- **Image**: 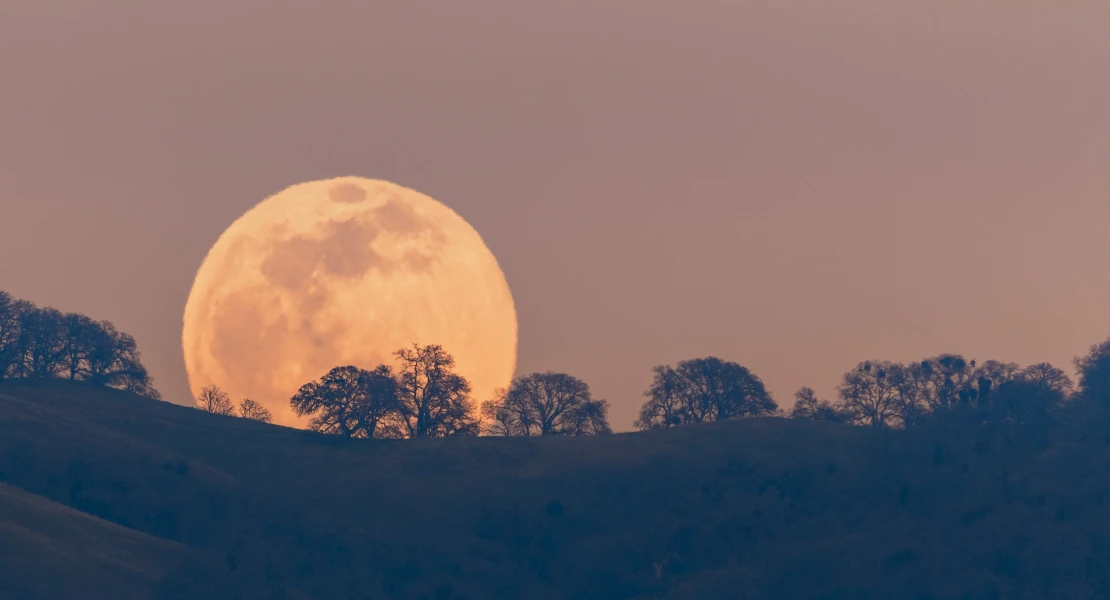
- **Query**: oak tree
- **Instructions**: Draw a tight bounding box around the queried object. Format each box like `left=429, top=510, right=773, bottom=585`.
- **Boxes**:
left=636, top=357, right=776, bottom=430
left=482, top=371, right=612, bottom=436
left=394, top=344, right=479, bottom=437
left=290, top=365, right=400, bottom=438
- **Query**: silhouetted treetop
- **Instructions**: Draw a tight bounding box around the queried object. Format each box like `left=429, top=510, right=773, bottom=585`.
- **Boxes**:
left=290, top=365, right=399, bottom=438
left=0, top=289, right=160, bottom=399
left=1076, top=335, right=1110, bottom=403
left=837, top=360, right=900, bottom=428
left=980, top=378, right=1066, bottom=431
left=197, top=385, right=236, bottom=416
left=394, top=344, right=479, bottom=438
left=1019, top=362, right=1074, bottom=395
left=0, top=291, right=26, bottom=378
left=790, top=387, right=850, bottom=423
left=481, top=371, right=612, bottom=436
left=636, top=357, right=776, bottom=430
left=289, top=345, right=479, bottom=440
left=239, top=398, right=274, bottom=423
left=820, top=352, right=1075, bottom=431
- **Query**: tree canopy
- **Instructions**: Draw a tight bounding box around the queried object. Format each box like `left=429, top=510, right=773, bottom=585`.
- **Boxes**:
left=636, top=357, right=777, bottom=430
left=0, top=290, right=160, bottom=398
left=394, top=344, right=479, bottom=438
left=789, top=387, right=849, bottom=423
left=481, top=371, right=612, bottom=436
left=1075, top=335, right=1110, bottom=402
left=289, top=345, right=479, bottom=439
left=814, top=353, right=1076, bottom=430
left=290, top=365, right=399, bottom=438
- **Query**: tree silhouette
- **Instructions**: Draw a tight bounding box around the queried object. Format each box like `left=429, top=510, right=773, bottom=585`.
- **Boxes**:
left=60, top=313, right=93, bottom=380
left=1018, top=362, right=1074, bottom=396
left=481, top=388, right=516, bottom=436
left=81, top=321, right=158, bottom=397
left=830, top=353, right=1075, bottom=430
left=916, top=354, right=975, bottom=412
left=964, top=360, right=1022, bottom=408
left=84, top=322, right=133, bottom=384
left=19, top=306, right=66, bottom=378
left=394, top=345, right=479, bottom=437
left=790, top=387, right=849, bottom=423
left=481, top=371, right=612, bottom=436
left=0, top=290, right=161, bottom=398
left=635, top=357, right=776, bottom=430
left=197, top=385, right=236, bottom=416
left=290, top=365, right=400, bottom=438
left=635, top=366, right=684, bottom=428
left=121, top=371, right=163, bottom=401
left=239, top=398, right=273, bottom=423
left=975, top=360, right=1022, bottom=388
left=1075, top=335, right=1110, bottom=402
left=837, top=361, right=899, bottom=427
left=886, top=363, right=931, bottom=428
left=981, top=379, right=1066, bottom=432
left=0, top=292, right=30, bottom=378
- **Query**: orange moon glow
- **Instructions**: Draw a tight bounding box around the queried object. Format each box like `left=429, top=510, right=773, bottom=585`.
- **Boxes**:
left=182, top=177, right=518, bottom=427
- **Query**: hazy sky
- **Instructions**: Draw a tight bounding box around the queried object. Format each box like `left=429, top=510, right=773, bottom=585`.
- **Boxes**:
left=2, top=1, right=1109, bottom=429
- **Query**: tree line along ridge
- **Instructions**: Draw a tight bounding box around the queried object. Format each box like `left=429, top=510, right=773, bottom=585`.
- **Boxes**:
left=7, top=287, right=1110, bottom=438
left=0, top=290, right=160, bottom=398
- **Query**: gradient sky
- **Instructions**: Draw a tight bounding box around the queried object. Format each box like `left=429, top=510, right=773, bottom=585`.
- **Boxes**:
left=2, top=1, right=1109, bottom=430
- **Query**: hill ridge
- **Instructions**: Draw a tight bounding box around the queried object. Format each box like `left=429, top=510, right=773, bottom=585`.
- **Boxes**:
left=2, top=380, right=1109, bottom=599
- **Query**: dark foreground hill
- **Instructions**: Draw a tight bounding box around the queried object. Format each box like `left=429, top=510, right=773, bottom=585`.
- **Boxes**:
left=0, top=482, right=193, bottom=598
left=2, top=381, right=1110, bottom=599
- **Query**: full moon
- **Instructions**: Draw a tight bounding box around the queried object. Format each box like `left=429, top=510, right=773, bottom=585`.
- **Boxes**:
left=182, top=177, right=518, bottom=427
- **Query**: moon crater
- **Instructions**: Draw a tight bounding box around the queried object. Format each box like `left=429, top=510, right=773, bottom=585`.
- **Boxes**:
left=329, top=182, right=368, bottom=204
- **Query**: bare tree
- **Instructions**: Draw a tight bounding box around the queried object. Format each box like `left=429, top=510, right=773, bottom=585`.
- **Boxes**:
left=837, top=361, right=899, bottom=427
left=887, top=364, right=928, bottom=428
left=239, top=398, right=274, bottom=423
left=1019, top=362, right=1074, bottom=396
left=481, top=372, right=612, bottom=436
left=394, top=344, right=479, bottom=437
left=790, top=387, right=849, bottom=423
left=562, top=395, right=612, bottom=436
left=197, top=384, right=236, bottom=416
left=636, top=357, right=776, bottom=430
left=290, top=365, right=400, bottom=438
left=481, top=388, right=516, bottom=436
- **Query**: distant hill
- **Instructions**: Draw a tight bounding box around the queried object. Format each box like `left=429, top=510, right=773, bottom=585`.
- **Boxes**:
left=2, top=380, right=1110, bottom=599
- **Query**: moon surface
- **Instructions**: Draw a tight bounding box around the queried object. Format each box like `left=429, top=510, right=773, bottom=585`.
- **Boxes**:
left=182, top=177, right=518, bottom=427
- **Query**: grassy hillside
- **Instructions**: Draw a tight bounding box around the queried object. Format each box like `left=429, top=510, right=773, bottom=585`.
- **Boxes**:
left=2, top=380, right=1110, bottom=599
left=0, top=483, right=192, bottom=599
